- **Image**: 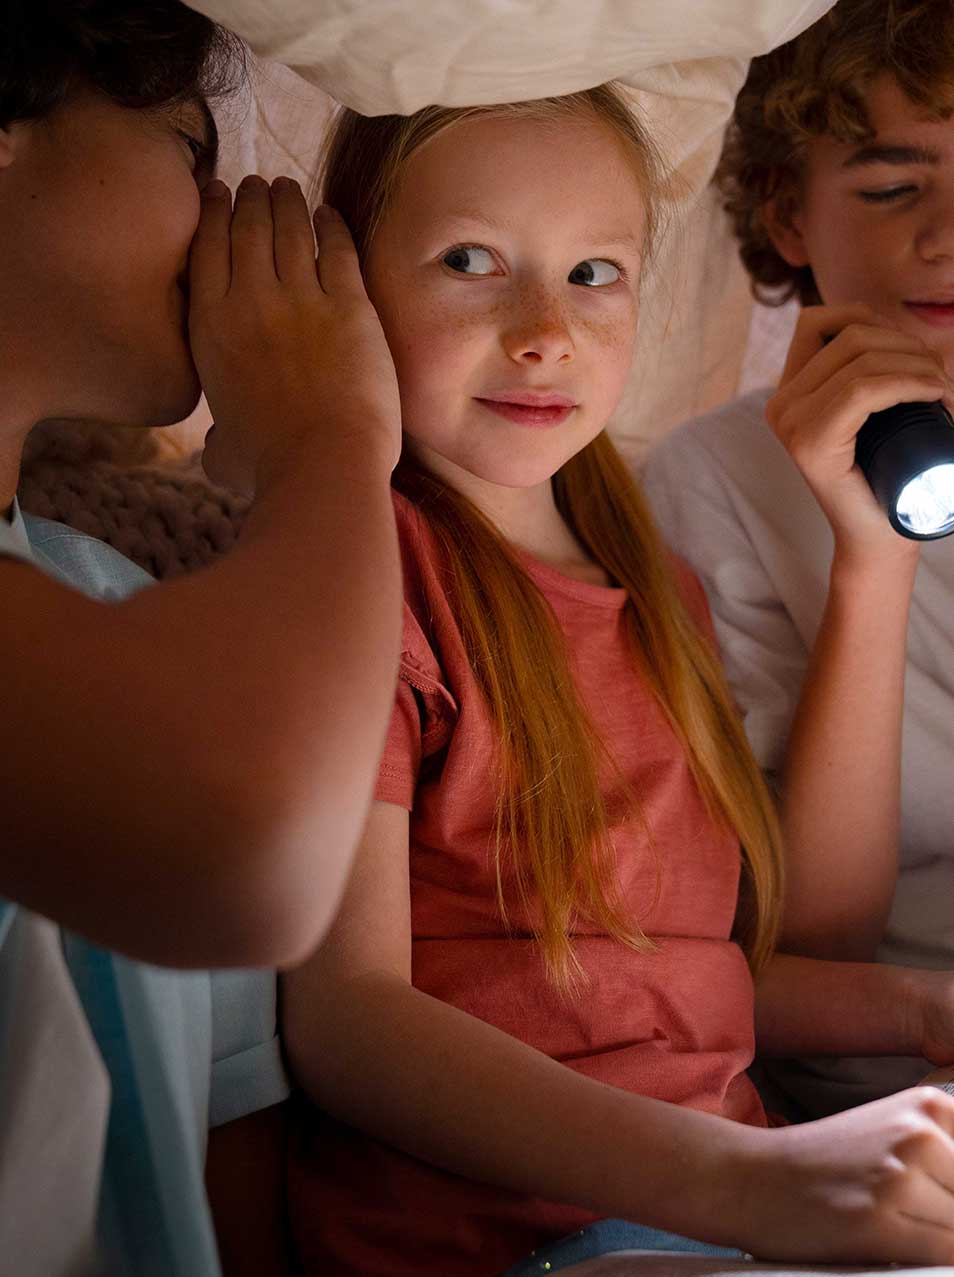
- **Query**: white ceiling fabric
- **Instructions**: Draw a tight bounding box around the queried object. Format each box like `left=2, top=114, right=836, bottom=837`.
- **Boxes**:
left=176, top=1, right=828, bottom=462
left=186, top=0, right=835, bottom=117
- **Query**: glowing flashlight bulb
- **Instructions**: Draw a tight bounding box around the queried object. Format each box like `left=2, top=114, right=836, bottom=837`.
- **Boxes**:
left=895, top=463, right=954, bottom=536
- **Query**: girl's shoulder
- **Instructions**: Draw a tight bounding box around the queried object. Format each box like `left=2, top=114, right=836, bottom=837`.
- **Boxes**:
left=389, top=488, right=463, bottom=708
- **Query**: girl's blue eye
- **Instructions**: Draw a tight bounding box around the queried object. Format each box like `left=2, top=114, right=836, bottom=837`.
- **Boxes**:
left=442, top=246, right=497, bottom=275
left=569, top=259, right=622, bottom=286
left=859, top=185, right=918, bottom=204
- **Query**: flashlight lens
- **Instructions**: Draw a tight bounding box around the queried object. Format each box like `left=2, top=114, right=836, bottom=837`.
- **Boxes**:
left=895, top=463, right=954, bottom=535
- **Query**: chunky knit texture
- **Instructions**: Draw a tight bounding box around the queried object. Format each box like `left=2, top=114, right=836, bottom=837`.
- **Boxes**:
left=18, top=420, right=248, bottom=579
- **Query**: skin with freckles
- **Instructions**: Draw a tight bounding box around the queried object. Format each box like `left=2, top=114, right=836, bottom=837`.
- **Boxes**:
left=766, top=73, right=954, bottom=375
left=362, top=113, right=646, bottom=556
left=0, top=86, right=216, bottom=476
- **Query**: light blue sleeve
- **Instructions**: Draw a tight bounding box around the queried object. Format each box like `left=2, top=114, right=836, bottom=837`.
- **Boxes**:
left=23, top=514, right=153, bottom=600
left=208, top=969, right=290, bottom=1128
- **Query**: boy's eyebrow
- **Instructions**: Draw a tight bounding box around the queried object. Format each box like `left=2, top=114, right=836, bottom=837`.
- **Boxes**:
left=841, top=144, right=941, bottom=170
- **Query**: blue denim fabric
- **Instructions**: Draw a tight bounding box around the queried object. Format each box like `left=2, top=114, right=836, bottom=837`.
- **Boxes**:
left=500, top=1219, right=744, bottom=1275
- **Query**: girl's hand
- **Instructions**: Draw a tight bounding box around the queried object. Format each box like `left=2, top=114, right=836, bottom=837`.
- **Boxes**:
left=766, top=303, right=954, bottom=569
left=911, top=971, right=954, bottom=1067
left=735, top=1088, right=954, bottom=1265
left=188, top=175, right=402, bottom=495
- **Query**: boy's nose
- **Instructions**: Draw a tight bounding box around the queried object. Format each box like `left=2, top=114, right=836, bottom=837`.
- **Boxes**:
left=918, top=203, right=954, bottom=263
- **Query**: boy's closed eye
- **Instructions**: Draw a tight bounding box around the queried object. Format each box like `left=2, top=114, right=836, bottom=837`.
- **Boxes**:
left=173, top=97, right=219, bottom=184
left=857, top=184, right=920, bottom=203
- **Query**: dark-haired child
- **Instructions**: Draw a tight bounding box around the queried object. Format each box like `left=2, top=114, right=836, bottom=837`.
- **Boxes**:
left=0, top=3, right=402, bottom=1272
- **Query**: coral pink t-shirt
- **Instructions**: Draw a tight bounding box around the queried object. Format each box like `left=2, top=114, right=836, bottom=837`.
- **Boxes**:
left=289, top=491, right=767, bottom=1277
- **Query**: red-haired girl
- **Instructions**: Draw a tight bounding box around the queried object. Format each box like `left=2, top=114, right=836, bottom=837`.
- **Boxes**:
left=281, top=86, right=954, bottom=1276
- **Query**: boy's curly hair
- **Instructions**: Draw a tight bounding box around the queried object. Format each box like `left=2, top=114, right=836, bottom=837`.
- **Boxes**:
left=718, top=0, right=954, bottom=306
left=0, top=0, right=244, bottom=127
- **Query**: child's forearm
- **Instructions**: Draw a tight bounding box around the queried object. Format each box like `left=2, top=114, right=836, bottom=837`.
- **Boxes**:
left=2, top=434, right=401, bottom=968
left=284, top=969, right=761, bottom=1248
left=779, top=550, right=917, bottom=960
left=754, top=953, right=924, bottom=1058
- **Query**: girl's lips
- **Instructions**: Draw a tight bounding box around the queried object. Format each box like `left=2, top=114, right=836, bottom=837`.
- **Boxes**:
left=904, top=301, right=954, bottom=328
left=475, top=398, right=576, bottom=428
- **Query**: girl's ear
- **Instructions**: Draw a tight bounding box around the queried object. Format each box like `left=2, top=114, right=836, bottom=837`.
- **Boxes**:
left=761, top=194, right=810, bottom=268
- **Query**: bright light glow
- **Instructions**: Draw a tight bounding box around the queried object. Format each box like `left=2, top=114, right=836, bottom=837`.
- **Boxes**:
left=896, top=464, right=954, bottom=535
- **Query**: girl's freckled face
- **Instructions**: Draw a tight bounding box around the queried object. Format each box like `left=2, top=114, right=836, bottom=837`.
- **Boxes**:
left=362, top=113, right=647, bottom=490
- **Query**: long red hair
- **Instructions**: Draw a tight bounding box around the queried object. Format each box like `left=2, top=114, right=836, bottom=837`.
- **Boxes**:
left=319, top=87, right=784, bottom=987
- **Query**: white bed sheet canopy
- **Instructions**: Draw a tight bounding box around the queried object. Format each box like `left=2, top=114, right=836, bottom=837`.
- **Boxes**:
left=181, top=0, right=832, bottom=462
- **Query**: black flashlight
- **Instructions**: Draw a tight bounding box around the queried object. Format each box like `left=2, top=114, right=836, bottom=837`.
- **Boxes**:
left=855, top=399, right=954, bottom=540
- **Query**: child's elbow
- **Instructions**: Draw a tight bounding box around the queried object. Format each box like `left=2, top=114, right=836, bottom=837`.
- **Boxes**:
left=195, top=781, right=359, bottom=969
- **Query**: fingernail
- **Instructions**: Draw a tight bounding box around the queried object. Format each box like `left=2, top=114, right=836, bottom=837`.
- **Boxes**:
left=314, top=204, right=332, bottom=218
left=272, top=175, right=297, bottom=191
left=203, top=179, right=228, bottom=198
left=238, top=174, right=267, bottom=190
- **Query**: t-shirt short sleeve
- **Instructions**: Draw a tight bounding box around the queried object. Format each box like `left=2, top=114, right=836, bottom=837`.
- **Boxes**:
left=374, top=602, right=458, bottom=811
left=208, top=970, right=290, bottom=1128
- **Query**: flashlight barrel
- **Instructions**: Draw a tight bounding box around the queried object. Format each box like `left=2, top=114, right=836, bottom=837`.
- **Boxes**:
left=855, top=400, right=954, bottom=539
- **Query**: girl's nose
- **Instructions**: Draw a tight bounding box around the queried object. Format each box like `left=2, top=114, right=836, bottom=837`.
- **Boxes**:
left=501, top=301, right=575, bottom=366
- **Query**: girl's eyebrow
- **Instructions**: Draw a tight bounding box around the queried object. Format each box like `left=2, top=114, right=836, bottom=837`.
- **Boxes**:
left=437, top=208, right=641, bottom=253
left=841, top=144, right=941, bottom=170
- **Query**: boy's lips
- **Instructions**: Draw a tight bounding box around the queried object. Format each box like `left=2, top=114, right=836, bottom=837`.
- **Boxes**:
left=904, top=299, right=954, bottom=328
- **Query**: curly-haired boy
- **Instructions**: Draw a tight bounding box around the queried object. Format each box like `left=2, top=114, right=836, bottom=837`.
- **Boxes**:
left=646, top=0, right=954, bottom=1119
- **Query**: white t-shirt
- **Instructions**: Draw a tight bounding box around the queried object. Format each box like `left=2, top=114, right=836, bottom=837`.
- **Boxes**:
left=0, top=505, right=288, bottom=1275
left=643, top=389, right=954, bottom=1114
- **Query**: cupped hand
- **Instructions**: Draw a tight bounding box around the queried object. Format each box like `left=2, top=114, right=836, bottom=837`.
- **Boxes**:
left=188, top=175, right=402, bottom=496
left=766, top=303, right=954, bottom=567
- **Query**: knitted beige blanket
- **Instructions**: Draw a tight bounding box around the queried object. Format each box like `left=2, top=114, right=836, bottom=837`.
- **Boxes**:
left=18, top=421, right=248, bottom=579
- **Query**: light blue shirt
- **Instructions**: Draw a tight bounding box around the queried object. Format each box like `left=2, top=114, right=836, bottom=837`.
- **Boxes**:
left=0, top=503, right=288, bottom=1276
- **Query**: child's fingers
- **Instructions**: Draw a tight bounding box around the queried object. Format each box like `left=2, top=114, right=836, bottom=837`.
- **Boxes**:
left=771, top=333, right=953, bottom=447
left=230, top=175, right=278, bottom=285
left=807, top=349, right=947, bottom=426
left=778, top=367, right=952, bottom=457
left=897, top=1171, right=954, bottom=1245
left=270, top=178, right=318, bottom=287
left=314, top=206, right=366, bottom=298
left=189, top=180, right=232, bottom=304
left=782, top=324, right=940, bottom=405
left=781, top=303, right=897, bottom=386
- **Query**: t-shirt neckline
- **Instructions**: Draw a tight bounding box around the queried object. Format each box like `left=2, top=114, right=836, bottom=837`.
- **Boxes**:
left=517, top=549, right=628, bottom=609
